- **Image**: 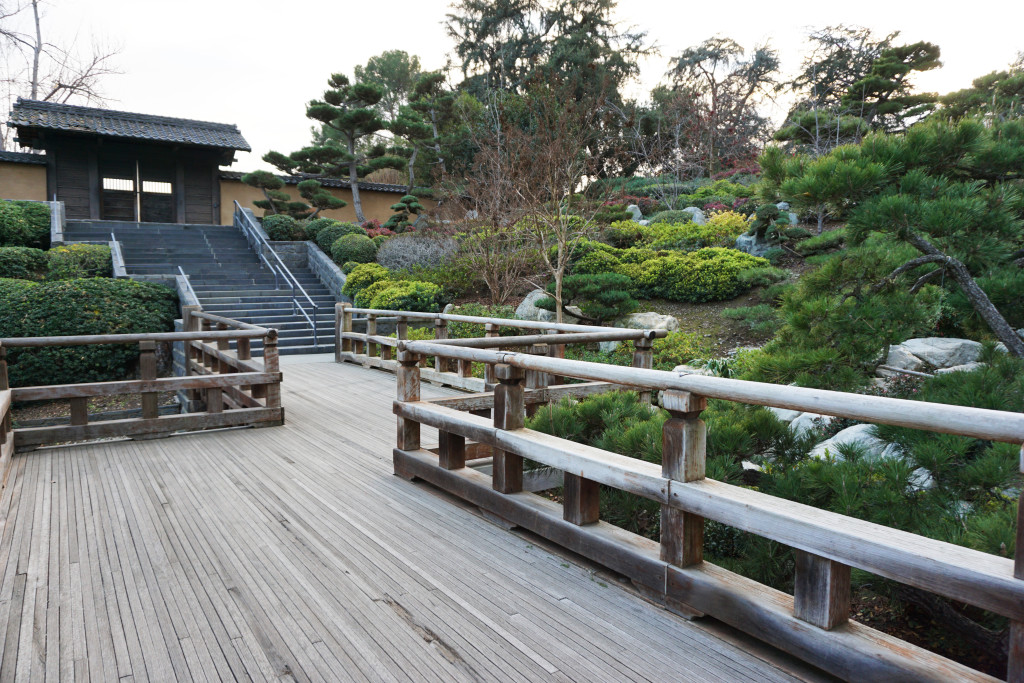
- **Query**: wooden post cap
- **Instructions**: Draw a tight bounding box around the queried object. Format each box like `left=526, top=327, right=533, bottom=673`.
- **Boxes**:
left=661, top=390, right=707, bottom=415
left=494, top=363, right=526, bottom=382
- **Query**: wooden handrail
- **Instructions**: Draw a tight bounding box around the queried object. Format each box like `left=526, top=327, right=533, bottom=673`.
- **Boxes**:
left=1, top=329, right=270, bottom=347
left=190, top=310, right=268, bottom=331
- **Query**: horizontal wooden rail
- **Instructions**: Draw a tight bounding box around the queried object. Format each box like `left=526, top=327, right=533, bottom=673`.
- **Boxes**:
left=343, top=305, right=652, bottom=334
left=402, top=341, right=1024, bottom=444
left=406, top=329, right=664, bottom=348
left=190, top=311, right=268, bottom=331
left=11, top=372, right=279, bottom=402
left=1, top=329, right=268, bottom=347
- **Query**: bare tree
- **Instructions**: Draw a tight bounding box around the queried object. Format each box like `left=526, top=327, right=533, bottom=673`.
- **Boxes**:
left=0, top=0, right=121, bottom=149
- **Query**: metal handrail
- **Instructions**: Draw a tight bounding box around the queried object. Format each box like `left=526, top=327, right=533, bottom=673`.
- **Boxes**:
left=233, top=201, right=320, bottom=346
left=177, top=266, right=199, bottom=304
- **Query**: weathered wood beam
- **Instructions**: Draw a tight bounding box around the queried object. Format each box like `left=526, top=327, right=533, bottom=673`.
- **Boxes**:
left=12, top=372, right=278, bottom=401
left=492, top=363, right=525, bottom=494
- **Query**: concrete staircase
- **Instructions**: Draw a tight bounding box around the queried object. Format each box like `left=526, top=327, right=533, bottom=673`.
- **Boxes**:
left=64, top=220, right=337, bottom=355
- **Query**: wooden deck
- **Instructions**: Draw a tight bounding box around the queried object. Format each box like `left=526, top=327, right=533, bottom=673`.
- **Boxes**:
left=0, top=357, right=818, bottom=682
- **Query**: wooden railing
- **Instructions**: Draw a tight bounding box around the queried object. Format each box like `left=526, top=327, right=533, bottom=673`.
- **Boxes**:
left=335, top=303, right=667, bottom=393
left=392, top=340, right=1024, bottom=682
left=0, top=318, right=283, bottom=455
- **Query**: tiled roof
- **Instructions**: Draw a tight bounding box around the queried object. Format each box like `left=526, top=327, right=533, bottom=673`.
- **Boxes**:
left=219, top=170, right=408, bottom=193
left=8, top=99, right=250, bottom=151
left=0, top=150, right=46, bottom=165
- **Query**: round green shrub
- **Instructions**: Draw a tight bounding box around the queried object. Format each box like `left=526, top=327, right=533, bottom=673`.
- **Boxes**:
left=342, top=263, right=390, bottom=297
left=263, top=214, right=304, bottom=241
left=331, top=234, right=377, bottom=265
left=13, top=201, right=50, bottom=248
left=0, top=279, right=178, bottom=387
left=303, top=217, right=339, bottom=241
left=316, top=222, right=364, bottom=253
left=46, top=244, right=112, bottom=279
left=372, top=234, right=391, bottom=249
left=0, top=201, right=29, bottom=247
left=573, top=249, right=623, bottom=275
left=369, top=280, right=444, bottom=312
left=649, top=210, right=698, bottom=225
left=604, top=220, right=645, bottom=248
left=354, top=279, right=397, bottom=308
left=341, top=261, right=359, bottom=274
left=0, top=247, right=47, bottom=280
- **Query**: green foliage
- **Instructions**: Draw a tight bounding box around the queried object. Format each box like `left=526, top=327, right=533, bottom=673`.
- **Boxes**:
left=736, top=266, right=788, bottom=289
left=262, top=214, right=305, bottom=241
left=603, top=220, right=645, bottom=248
left=566, top=331, right=710, bottom=370
left=398, top=258, right=487, bottom=300
left=445, top=302, right=519, bottom=338
left=297, top=179, right=347, bottom=217
left=331, top=234, right=377, bottom=265
left=648, top=209, right=696, bottom=225
left=722, top=304, right=782, bottom=335
left=640, top=211, right=749, bottom=251
left=354, top=279, right=396, bottom=308
left=242, top=171, right=310, bottom=218
left=537, top=273, right=637, bottom=324
left=383, top=194, right=425, bottom=232
left=46, top=244, right=112, bottom=279
left=0, top=279, right=177, bottom=387
left=316, top=223, right=365, bottom=253
left=341, top=263, right=390, bottom=297
left=0, top=200, right=50, bottom=249
left=842, top=41, right=942, bottom=131
left=747, top=203, right=790, bottom=240
left=594, top=204, right=632, bottom=224
left=794, top=229, right=846, bottom=255
left=0, top=247, right=46, bottom=280
left=304, top=217, right=340, bottom=242
left=368, top=280, right=445, bottom=312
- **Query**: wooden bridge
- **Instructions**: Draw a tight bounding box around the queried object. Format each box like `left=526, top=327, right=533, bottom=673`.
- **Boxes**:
left=1, top=306, right=1023, bottom=681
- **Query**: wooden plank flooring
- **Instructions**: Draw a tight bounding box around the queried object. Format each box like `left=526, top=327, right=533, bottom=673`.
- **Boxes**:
left=0, top=358, right=812, bottom=682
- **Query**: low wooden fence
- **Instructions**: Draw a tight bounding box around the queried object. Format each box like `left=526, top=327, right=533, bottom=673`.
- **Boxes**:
left=335, top=303, right=667, bottom=392
left=0, top=316, right=283, bottom=457
left=392, top=339, right=1024, bottom=682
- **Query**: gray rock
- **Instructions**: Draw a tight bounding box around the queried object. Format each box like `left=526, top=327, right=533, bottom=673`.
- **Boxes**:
left=735, top=233, right=773, bottom=258
left=935, top=361, right=987, bottom=374
left=617, top=311, right=679, bottom=332
left=599, top=341, right=621, bottom=353
left=810, top=423, right=902, bottom=461
left=994, top=328, right=1024, bottom=354
left=681, top=206, right=706, bottom=225
left=776, top=202, right=790, bottom=211
left=877, top=345, right=925, bottom=377
left=898, top=337, right=982, bottom=368
left=789, top=412, right=834, bottom=438
left=671, top=364, right=714, bottom=376
left=768, top=407, right=802, bottom=423
left=465, top=209, right=479, bottom=220
left=625, top=204, right=643, bottom=221
left=787, top=212, right=799, bottom=226
left=637, top=219, right=650, bottom=227
left=442, top=303, right=455, bottom=315
left=515, top=289, right=551, bottom=322
left=412, top=214, right=429, bottom=229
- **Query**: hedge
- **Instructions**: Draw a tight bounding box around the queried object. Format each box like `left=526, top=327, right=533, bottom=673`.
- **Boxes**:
left=46, top=244, right=112, bottom=279
left=0, top=278, right=178, bottom=387
left=304, top=217, right=339, bottom=242
left=330, top=234, right=377, bottom=265
left=263, top=214, right=304, bottom=241
left=368, top=280, right=445, bottom=312
left=0, top=247, right=47, bottom=280
left=341, top=263, right=389, bottom=298
left=0, top=200, right=50, bottom=249
left=316, top=223, right=364, bottom=252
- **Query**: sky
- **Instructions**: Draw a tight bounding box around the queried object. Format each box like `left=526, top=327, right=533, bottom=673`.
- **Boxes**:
left=5, top=0, right=1023, bottom=171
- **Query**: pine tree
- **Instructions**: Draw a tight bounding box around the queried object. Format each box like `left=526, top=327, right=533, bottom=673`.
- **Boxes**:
left=241, top=170, right=310, bottom=218
left=389, top=105, right=433, bottom=193
left=264, top=74, right=405, bottom=222
left=842, top=41, right=942, bottom=131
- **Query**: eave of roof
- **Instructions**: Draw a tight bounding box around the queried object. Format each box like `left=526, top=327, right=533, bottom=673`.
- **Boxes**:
left=7, top=98, right=250, bottom=152
left=0, top=150, right=46, bottom=165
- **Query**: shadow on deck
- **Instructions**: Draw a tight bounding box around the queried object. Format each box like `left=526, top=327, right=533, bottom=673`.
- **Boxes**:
left=0, top=358, right=823, bottom=682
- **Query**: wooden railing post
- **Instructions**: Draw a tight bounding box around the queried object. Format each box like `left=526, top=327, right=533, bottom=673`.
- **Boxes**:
left=367, top=314, right=378, bottom=358
left=493, top=363, right=525, bottom=494
left=434, top=318, right=449, bottom=373
left=484, top=323, right=499, bottom=387
left=396, top=350, right=421, bottom=452
left=396, top=316, right=408, bottom=340
left=547, top=331, right=566, bottom=386
left=564, top=473, right=599, bottom=525
left=1010, top=445, right=1024, bottom=683
left=525, top=343, right=549, bottom=417
left=139, top=340, right=158, bottom=419
left=262, top=330, right=281, bottom=410
left=633, top=337, right=654, bottom=405
left=338, top=303, right=352, bottom=359
left=660, top=390, right=707, bottom=568
left=236, top=336, right=251, bottom=361
left=0, top=343, right=10, bottom=435
left=216, top=322, right=229, bottom=352
left=793, top=550, right=851, bottom=630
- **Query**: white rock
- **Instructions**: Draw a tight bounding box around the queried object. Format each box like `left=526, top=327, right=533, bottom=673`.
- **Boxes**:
left=776, top=202, right=790, bottom=211
left=898, top=337, right=982, bottom=369
left=994, top=329, right=1024, bottom=354
left=672, top=364, right=714, bottom=376
left=871, top=378, right=888, bottom=388
left=617, top=311, right=679, bottom=332
left=681, top=206, right=706, bottom=225
left=442, top=303, right=455, bottom=315
left=935, top=361, right=987, bottom=374
left=877, top=345, right=925, bottom=377
left=637, top=219, right=650, bottom=227
left=788, top=212, right=799, bottom=226
left=909, top=468, right=935, bottom=490
left=789, top=412, right=834, bottom=438
left=768, top=407, right=802, bottom=423
left=599, top=341, right=621, bottom=353
left=735, top=233, right=773, bottom=257
left=810, top=423, right=901, bottom=462
left=625, top=204, right=643, bottom=221
left=741, top=461, right=763, bottom=472
left=514, top=289, right=579, bottom=323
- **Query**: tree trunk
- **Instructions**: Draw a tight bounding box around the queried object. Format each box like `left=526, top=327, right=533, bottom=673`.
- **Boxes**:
left=816, top=210, right=825, bottom=235
left=406, top=146, right=418, bottom=195
left=430, top=109, right=446, bottom=175
left=907, top=234, right=1024, bottom=358
left=347, top=139, right=364, bottom=223
left=30, top=0, right=41, bottom=100
left=554, top=274, right=564, bottom=325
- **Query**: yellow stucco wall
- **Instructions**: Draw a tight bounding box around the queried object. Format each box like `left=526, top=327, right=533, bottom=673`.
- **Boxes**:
left=0, top=162, right=47, bottom=201
left=219, top=178, right=433, bottom=225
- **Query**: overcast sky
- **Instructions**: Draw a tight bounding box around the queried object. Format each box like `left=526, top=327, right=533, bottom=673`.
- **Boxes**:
left=7, top=0, right=1023, bottom=170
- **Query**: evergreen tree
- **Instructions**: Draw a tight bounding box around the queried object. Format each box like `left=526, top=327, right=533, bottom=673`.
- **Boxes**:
left=409, top=71, right=456, bottom=179
left=241, top=170, right=310, bottom=218
left=940, top=58, right=1024, bottom=121
left=383, top=194, right=425, bottom=233
left=790, top=25, right=897, bottom=110
left=264, top=74, right=405, bottom=223
left=389, top=105, right=433, bottom=193
left=353, top=50, right=422, bottom=121
left=842, top=41, right=942, bottom=131
left=296, top=179, right=347, bottom=219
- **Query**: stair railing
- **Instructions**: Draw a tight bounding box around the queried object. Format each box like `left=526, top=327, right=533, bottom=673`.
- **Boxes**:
left=233, top=201, right=320, bottom=347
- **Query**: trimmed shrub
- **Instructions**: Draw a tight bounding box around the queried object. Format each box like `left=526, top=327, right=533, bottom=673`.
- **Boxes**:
left=603, top=220, right=645, bottom=248
left=795, top=229, right=845, bottom=255
left=648, top=209, right=696, bottom=225
left=642, top=213, right=748, bottom=251
left=628, top=248, right=771, bottom=302
left=354, top=279, right=396, bottom=308
left=371, top=234, right=392, bottom=249
left=538, top=273, right=637, bottom=324
left=316, top=222, right=364, bottom=252
left=341, top=263, right=390, bottom=298
left=0, top=247, right=47, bottom=280
left=331, top=234, right=377, bottom=265
left=263, top=214, right=304, bottom=241
left=341, top=261, right=359, bottom=274
left=0, top=278, right=177, bottom=387
left=369, top=280, right=445, bottom=312
left=0, top=201, right=28, bottom=247
left=46, top=244, right=112, bottom=279
left=303, top=217, right=339, bottom=241
left=375, top=234, right=456, bottom=271
left=446, top=303, right=518, bottom=338
left=13, top=201, right=50, bottom=248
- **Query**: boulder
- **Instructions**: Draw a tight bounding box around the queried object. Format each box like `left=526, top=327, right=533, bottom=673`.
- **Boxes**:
left=735, top=233, right=773, bottom=258
left=625, top=204, right=643, bottom=221
left=671, top=364, right=714, bottom=376
left=787, top=212, right=799, bottom=226
left=994, top=329, right=1024, bottom=354
left=617, top=311, right=679, bottom=332
left=935, top=361, right=986, bottom=375
left=515, top=289, right=549, bottom=321
left=638, top=219, right=650, bottom=227
left=768, top=407, right=802, bottom=423
left=789, top=412, right=834, bottom=438
left=898, top=337, right=982, bottom=369
left=681, top=206, right=706, bottom=225
left=810, top=423, right=901, bottom=461
left=442, top=303, right=455, bottom=315
left=776, top=202, right=790, bottom=211
left=877, top=345, right=925, bottom=377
